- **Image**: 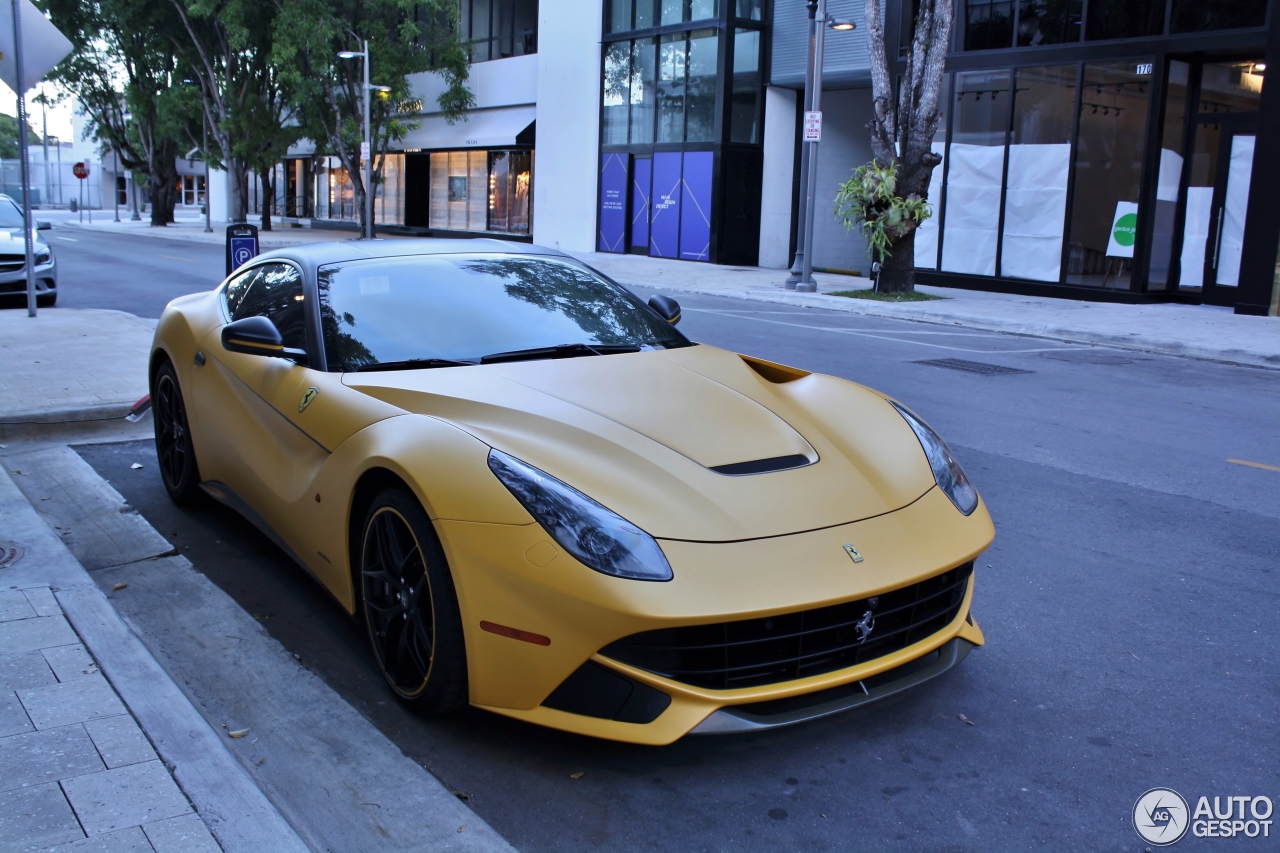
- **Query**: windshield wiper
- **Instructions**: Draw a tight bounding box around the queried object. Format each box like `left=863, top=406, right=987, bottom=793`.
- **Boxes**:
left=479, top=342, right=642, bottom=365
left=352, top=357, right=477, bottom=372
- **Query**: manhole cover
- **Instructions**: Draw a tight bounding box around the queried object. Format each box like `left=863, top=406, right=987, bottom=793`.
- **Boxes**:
left=1041, top=350, right=1134, bottom=365
left=914, top=358, right=1033, bottom=376
left=0, top=540, right=26, bottom=569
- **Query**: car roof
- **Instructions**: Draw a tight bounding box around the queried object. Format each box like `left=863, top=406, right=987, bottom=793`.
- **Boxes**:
left=249, top=238, right=570, bottom=277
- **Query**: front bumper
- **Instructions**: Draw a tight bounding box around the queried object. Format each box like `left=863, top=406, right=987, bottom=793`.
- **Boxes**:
left=438, top=486, right=994, bottom=745
left=0, top=260, right=57, bottom=295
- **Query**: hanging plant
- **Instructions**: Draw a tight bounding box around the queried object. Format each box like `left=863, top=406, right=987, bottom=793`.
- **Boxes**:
left=834, top=160, right=933, bottom=268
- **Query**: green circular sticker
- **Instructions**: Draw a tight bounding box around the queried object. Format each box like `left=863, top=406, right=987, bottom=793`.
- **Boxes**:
left=1113, top=212, right=1138, bottom=247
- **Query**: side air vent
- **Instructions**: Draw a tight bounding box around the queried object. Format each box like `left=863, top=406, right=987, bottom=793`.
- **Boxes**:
left=740, top=354, right=810, bottom=384
left=710, top=454, right=813, bottom=476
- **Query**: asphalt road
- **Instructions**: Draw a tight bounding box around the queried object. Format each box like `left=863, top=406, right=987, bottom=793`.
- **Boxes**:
left=14, top=220, right=229, bottom=317
left=65, top=271, right=1280, bottom=852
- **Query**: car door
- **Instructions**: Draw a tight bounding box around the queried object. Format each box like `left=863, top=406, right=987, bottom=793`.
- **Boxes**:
left=193, top=261, right=328, bottom=529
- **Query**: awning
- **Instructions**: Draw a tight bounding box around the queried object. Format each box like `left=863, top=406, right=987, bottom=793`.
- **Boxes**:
left=398, top=105, right=536, bottom=151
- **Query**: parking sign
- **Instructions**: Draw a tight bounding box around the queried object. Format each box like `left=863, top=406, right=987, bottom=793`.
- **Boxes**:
left=225, top=224, right=260, bottom=275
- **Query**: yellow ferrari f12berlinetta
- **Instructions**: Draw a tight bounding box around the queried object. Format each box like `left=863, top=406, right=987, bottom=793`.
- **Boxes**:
left=149, top=240, right=993, bottom=745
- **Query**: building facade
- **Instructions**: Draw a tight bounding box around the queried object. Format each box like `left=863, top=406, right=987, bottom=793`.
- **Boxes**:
left=277, top=0, right=1280, bottom=316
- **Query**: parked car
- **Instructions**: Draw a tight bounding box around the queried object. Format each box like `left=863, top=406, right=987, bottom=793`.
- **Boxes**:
left=148, top=239, right=993, bottom=744
left=0, top=195, right=56, bottom=306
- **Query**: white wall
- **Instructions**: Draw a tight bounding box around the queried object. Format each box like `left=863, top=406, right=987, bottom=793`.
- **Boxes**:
left=410, top=54, right=538, bottom=112
left=759, top=86, right=798, bottom=268
left=531, top=1, right=602, bottom=252
left=810, top=87, right=875, bottom=274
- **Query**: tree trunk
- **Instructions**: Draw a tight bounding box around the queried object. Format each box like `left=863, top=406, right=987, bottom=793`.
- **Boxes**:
left=260, top=170, right=273, bottom=231
left=878, top=229, right=917, bottom=293
left=227, top=158, right=249, bottom=223
left=149, top=150, right=180, bottom=227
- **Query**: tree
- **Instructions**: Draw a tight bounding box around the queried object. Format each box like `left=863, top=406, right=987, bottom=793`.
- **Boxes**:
left=43, top=0, right=195, bottom=225
left=861, top=0, right=954, bottom=292
left=273, top=0, right=472, bottom=236
left=0, top=113, right=43, bottom=159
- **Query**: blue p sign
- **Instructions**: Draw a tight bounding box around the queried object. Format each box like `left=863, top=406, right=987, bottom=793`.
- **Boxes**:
left=225, top=224, right=260, bottom=276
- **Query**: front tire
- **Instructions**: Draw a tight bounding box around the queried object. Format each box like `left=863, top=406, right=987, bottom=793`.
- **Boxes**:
left=359, top=489, right=468, bottom=713
left=152, top=360, right=201, bottom=505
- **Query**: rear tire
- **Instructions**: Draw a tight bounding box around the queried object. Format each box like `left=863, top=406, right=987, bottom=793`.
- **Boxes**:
left=359, top=488, right=468, bottom=713
left=152, top=360, right=201, bottom=505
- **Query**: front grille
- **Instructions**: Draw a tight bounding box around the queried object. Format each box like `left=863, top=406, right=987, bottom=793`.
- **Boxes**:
left=601, top=563, right=973, bottom=690
left=0, top=260, right=24, bottom=273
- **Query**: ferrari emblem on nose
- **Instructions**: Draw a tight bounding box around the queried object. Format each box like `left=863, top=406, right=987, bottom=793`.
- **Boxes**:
left=843, top=544, right=864, bottom=563
left=299, top=386, right=319, bottom=413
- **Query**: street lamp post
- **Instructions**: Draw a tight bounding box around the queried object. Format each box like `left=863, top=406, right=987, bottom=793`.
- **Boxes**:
left=796, top=5, right=855, bottom=293
left=112, top=150, right=119, bottom=222
left=338, top=41, right=390, bottom=241
left=785, top=1, right=819, bottom=290
left=203, top=114, right=212, bottom=232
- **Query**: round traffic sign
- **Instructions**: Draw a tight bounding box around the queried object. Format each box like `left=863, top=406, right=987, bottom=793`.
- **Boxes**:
left=73, top=162, right=91, bottom=180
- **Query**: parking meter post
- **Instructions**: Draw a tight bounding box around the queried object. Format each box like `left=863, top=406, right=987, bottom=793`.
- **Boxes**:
left=225, top=223, right=260, bottom=277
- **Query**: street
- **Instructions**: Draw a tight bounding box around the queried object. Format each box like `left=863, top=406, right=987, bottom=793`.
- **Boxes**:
left=26, top=229, right=1279, bottom=851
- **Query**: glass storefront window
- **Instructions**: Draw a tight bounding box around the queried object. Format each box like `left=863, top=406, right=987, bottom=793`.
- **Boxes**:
left=461, top=0, right=538, bottom=61
left=379, top=154, right=405, bottom=226
left=1085, top=0, right=1163, bottom=41
left=1000, top=65, right=1075, bottom=282
left=964, top=0, right=1014, bottom=51
left=603, top=42, right=631, bottom=145
left=941, top=71, right=1011, bottom=275
left=1065, top=63, right=1152, bottom=288
left=1199, top=62, right=1264, bottom=114
left=1017, top=0, right=1081, bottom=46
left=1149, top=61, right=1189, bottom=291
left=428, top=149, right=530, bottom=235
left=735, top=0, right=762, bottom=20
left=657, top=34, right=687, bottom=143
left=631, top=38, right=657, bottom=143
left=685, top=29, right=718, bottom=142
left=1171, top=0, right=1265, bottom=34
left=729, top=29, right=761, bottom=143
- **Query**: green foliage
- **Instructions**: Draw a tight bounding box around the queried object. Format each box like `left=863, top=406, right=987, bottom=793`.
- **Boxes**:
left=834, top=161, right=932, bottom=263
left=0, top=114, right=42, bottom=159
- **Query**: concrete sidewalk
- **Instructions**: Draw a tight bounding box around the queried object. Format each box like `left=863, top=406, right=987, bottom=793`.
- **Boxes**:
left=55, top=214, right=389, bottom=250
left=0, top=465, right=310, bottom=852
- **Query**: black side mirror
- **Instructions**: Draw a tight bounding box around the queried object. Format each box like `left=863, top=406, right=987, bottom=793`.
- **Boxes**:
left=221, top=315, right=307, bottom=365
left=648, top=295, right=681, bottom=325
left=36, top=220, right=51, bottom=231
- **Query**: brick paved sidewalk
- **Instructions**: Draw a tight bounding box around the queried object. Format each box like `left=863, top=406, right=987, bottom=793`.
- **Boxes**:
left=0, top=585, right=220, bottom=852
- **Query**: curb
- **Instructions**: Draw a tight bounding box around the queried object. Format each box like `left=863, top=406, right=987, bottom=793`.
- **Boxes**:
left=56, top=219, right=363, bottom=250
left=0, top=464, right=310, bottom=852
left=0, top=403, right=142, bottom=443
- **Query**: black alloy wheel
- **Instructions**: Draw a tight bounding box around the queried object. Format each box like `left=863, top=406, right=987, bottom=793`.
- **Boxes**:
left=360, top=489, right=467, bottom=713
left=152, top=360, right=201, bottom=504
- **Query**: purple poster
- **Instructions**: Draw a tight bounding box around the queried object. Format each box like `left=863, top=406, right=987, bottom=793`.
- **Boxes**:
left=649, top=152, right=683, bottom=259
left=631, top=158, right=651, bottom=252
left=597, top=154, right=628, bottom=252
left=679, top=151, right=713, bottom=262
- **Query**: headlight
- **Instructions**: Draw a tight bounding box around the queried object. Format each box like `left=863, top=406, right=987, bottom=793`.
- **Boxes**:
left=487, top=449, right=673, bottom=581
left=890, top=401, right=979, bottom=516
left=34, top=251, right=51, bottom=265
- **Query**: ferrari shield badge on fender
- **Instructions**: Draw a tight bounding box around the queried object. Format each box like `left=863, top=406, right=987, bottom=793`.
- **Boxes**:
left=299, top=386, right=319, bottom=413
left=843, top=544, right=864, bottom=563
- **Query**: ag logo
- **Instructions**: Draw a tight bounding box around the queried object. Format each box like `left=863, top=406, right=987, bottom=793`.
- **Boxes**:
left=843, top=544, right=864, bottom=563
left=1134, top=787, right=1190, bottom=846
left=298, top=386, right=319, bottom=413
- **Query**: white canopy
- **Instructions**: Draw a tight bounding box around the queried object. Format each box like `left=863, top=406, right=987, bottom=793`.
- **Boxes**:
left=398, top=105, right=536, bottom=151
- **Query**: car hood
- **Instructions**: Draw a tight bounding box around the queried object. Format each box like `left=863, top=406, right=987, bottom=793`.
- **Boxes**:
left=0, top=229, right=47, bottom=251
left=343, top=345, right=937, bottom=542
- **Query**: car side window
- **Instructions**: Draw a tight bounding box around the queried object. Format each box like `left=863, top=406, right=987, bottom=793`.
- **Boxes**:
left=223, top=268, right=259, bottom=318
left=228, top=263, right=307, bottom=351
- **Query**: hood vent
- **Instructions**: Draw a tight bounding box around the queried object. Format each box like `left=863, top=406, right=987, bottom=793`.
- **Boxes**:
left=710, top=454, right=813, bottom=476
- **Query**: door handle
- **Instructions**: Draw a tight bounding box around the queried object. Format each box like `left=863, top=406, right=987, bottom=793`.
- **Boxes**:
left=1211, top=206, right=1225, bottom=270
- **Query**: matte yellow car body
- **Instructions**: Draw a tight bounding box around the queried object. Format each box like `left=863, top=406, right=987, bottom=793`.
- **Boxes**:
left=151, top=269, right=993, bottom=745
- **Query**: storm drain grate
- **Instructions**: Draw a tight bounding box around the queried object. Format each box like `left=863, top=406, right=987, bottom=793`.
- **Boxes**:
left=0, top=540, right=27, bottom=569
left=914, top=358, right=1033, bottom=376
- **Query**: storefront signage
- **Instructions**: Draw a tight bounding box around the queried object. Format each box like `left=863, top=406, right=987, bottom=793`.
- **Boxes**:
left=650, top=153, right=683, bottom=259
left=804, top=111, right=823, bottom=142
left=1105, top=202, right=1140, bottom=258
left=597, top=153, right=628, bottom=253
left=679, top=152, right=712, bottom=262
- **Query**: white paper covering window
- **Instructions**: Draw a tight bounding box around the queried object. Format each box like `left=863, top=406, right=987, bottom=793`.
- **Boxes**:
left=913, top=144, right=945, bottom=270
left=1216, top=134, right=1255, bottom=288
left=1179, top=187, right=1214, bottom=289
left=940, top=143, right=1005, bottom=276
left=999, top=144, right=1071, bottom=282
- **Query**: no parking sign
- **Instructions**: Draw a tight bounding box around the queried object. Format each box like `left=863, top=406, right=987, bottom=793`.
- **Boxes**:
left=225, top=223, right=259, bottom=276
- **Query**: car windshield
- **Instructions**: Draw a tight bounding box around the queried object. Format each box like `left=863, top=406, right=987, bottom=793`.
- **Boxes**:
left=317, top=254, right=691, bottom=372
left=0, top=199, right=26, bottom=229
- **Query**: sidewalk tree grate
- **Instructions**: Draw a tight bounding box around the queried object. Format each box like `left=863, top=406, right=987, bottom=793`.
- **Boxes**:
left=914, top=359, right=1033, bottom=376
left=0, top=540, right=27, bottom=568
